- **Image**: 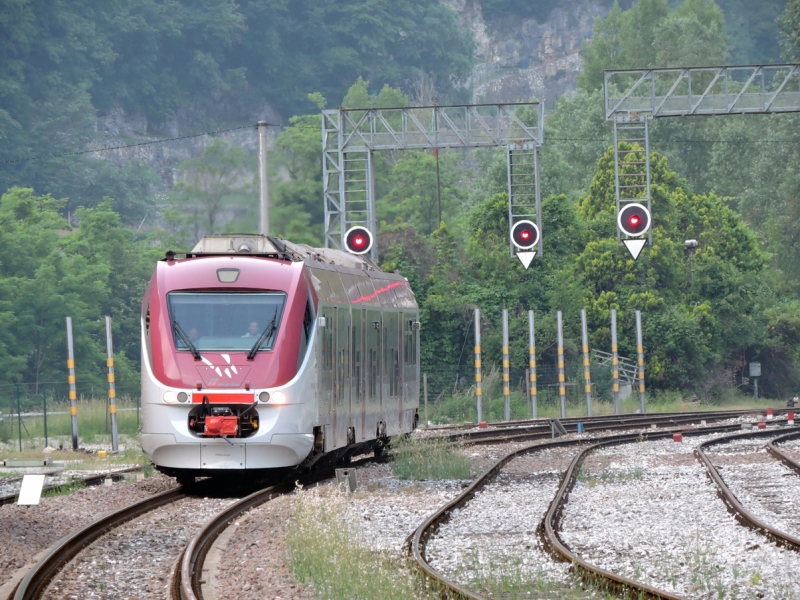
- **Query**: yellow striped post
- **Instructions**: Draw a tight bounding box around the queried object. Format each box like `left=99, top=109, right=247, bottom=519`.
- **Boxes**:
left=557, top=311, right=566, bottom=418
left=581, top=309, right=592, bottom=417
left=105, top=316, right=119, bottom=451
left=66, top=317, right=79, bottom=449
left=528, top=310, right=537, bottom=419
left=502, top=309, right=510, bottom=421
left=636, top=310, right=646, bottom=413
left=611, top=309, right=620, bottom=414
left=474, top=308, right=482, bottom=423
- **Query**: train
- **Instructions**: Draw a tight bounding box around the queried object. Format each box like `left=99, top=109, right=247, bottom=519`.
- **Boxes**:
left=140, top=234, right=420, bottom=483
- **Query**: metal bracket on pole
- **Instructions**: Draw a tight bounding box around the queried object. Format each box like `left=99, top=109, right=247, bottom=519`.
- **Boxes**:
left=613, top=114, right=652, bottom=246
left=322, top=103, right=543, bottom=256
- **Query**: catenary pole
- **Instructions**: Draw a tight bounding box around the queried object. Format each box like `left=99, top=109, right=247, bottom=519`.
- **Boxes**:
left=105, top=317, right=119, bottom=451
left=258, top=121, right=269, bottom=236
left=581, top=309, right=592, bottom=417
left=636, top=310, right=646, bottom=414
left=66, top=317, right=79, bottom=449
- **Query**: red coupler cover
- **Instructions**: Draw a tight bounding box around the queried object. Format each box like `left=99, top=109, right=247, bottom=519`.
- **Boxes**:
left=205, top=416, right=239, bottom=437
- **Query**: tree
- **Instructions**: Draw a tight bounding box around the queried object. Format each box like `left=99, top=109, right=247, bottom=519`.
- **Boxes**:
left=168, top=138, right=255, bottom=240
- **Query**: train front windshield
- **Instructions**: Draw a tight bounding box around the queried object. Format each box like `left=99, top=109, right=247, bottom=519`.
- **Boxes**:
left=168, top=292, right=287, bottom=352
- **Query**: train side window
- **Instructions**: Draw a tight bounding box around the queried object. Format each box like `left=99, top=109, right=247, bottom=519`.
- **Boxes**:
left=297, top=299, right=315, bottom=370
left=321, top=310, right=333, bottom=371
left=404, top=318, right=416, bottom=365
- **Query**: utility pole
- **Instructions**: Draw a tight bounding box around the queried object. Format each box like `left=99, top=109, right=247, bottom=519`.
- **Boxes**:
left=105, top=317, right=119, bottom=452
left=258, top=121, right=269, bottom=236
left=66, top=317, right=79, bottom=450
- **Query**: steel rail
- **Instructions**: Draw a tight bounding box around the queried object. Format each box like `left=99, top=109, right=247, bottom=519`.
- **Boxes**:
left=13, top=486, right=186, bottom=600
left=458, top=410, right=760, bottom=446
left=766, top=429, right=800, bottom=474
left=411, top=423, right=742, bottom=599
left=174, top=455, right=385, bottom=600
left=695, top=426, right=800, bottom=551
left=0, top=466, right=144, bottom=506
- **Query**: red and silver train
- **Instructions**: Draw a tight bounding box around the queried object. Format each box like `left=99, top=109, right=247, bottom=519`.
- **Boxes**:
left=140, top=234, right=420, bottom=482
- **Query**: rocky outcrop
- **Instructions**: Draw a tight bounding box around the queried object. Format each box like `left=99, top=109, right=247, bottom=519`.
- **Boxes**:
left=443, top=0, right=609, bottom=104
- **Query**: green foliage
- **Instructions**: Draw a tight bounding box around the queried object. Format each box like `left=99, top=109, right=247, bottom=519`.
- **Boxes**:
left=0, top=188, right=157, bottom=390
left=165, top=138, right=255, bottom=239
left=390, top=436, right=473, bottom=480
left=579, top=0, right=728, bottom=91
left=780, top=0, right=800, bottom=61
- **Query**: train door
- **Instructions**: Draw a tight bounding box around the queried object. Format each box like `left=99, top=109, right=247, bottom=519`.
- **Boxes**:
left=366, top=310, right=382, bottom=439
left=318, top=305, right=335, bottom=450
left=351, top=308, right=365, bottom=442
left=383, top=311, right=401, bottom=435
left=402, top=313, right=419, bottom=431
left=336, top=306, right=351, bottom=448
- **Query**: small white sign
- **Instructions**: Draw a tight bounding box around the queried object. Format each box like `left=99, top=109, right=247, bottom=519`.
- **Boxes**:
left=17, top=475, right=46, bottom=505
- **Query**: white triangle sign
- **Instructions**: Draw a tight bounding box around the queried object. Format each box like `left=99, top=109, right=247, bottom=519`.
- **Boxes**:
left=517, top=251, right=536, bottom=269
left=623, top=239, right=646, bottom=260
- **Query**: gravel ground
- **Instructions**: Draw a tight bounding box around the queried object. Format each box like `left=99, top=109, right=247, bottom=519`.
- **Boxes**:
left=707, top=437, right=800, bottom=540
left=0, top=474, right=175, bottom=585
left=561, top=432, right=800, bottom=599
left=426, top=445, right=585, bottom=595
left=42, top=495, right=234, bottom=600
left=0, top=465, right=140, bottom=499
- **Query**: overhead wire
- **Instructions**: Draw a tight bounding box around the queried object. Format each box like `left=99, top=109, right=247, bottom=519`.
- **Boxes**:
left=2, top=120, right=800, bottom=167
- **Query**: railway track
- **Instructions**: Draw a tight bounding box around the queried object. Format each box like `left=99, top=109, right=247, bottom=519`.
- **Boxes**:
left=0, top=466, right=144, bottom=506
left=696, top=427, right=800, bottom=550
left=7, top=408, right=780, bottom=600
left=411, top=422, right=792, bottom=600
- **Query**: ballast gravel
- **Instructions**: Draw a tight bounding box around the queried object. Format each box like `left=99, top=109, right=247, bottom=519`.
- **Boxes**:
left=561, top=431, right=800, bottom=599
left=706, top=437, right=800, bottom=541
left=42, top=495, right=235, bottom=600
left=0, top=474, right=175, bottom=587
left=425, top=446, right=584, bottom=593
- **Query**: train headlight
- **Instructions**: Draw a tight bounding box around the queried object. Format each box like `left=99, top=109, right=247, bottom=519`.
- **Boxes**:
left=271, top=391, right=286, bottom=405
left=163, top=391, right=178, bottom=403
left=177, top=392, right=188, bottom=403
left=258, top=391, right=270, bottom=403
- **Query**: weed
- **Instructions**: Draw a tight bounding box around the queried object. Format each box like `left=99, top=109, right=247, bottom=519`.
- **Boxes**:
left=390, top=436, right=472, bottom=481
left=286, top=487, right=436, bottom=600
left=41, top=478, right=85, bottom=498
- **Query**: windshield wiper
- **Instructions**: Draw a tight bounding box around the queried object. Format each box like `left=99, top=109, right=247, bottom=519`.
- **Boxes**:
left=172, top=320, right=201, bottom=360
left=247, top=317, right=277, bottom=360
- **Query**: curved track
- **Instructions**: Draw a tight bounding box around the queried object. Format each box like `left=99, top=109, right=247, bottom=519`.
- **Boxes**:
left=695, top=427, right=800, bottom=551
left=410, top=423, right=746, bottom=600
left=0, top=466, right=144, bottom=506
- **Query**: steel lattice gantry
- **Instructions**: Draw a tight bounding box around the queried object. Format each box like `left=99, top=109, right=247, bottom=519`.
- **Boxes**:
left=603, top=64, right=800, bottom=245
left=323, top=103, right=544, bottom=258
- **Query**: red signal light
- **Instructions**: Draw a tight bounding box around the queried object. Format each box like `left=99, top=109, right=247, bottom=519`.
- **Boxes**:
left=344, top=226, right=373, bottom=255
left=510, top=220, right=539, bottom=250
left=617, top=203, right=651, bottom=237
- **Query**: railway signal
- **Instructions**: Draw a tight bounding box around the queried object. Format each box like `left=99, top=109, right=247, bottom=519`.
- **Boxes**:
left=511, top=220, right=539, bottom=269
left=343, top=226, right=373, bottom=255
left=617, top=203, right=651, bottom=260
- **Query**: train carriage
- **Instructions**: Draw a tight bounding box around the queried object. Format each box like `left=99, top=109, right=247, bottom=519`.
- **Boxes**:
left=140, top=234, right=420, bottom=482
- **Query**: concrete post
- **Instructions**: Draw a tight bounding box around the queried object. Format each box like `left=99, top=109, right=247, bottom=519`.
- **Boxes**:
left=636, top=310, right=646, bottom=414
left=528, top=310, right=537, bottom=419
left=258, top=121, right=269, bottom=236
left=611, top=309, right=620, bottom=414
left=105, top=317, right=119, bottom=451
left=502, top=309, right=510, bottom=421
left=557, top=311, right=566, bottom=419
left=581, top=309, right=592, bottom=417
left=66, top=317, right=79, bottom=449
left=474, top=308, right=482, bottom=423
left=423, top=372, right=428, bottom=428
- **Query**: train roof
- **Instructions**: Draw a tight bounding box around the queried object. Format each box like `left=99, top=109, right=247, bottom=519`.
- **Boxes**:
left=172, top=234, right=382, bottom=273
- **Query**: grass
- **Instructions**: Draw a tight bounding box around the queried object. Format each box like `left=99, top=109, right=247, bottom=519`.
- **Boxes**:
left=455, top=553, right=616, bottom=599
left=390, top=435, right=473, bottom=481
left=286, top=488, right=437, bottom=600
left=577, top=466, right=644, bottom=487
left=425, top=367, right=782, bottom=425
left=41, top=478, right=86, bottom=498
left=0, top=396, right=141, bottom=450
